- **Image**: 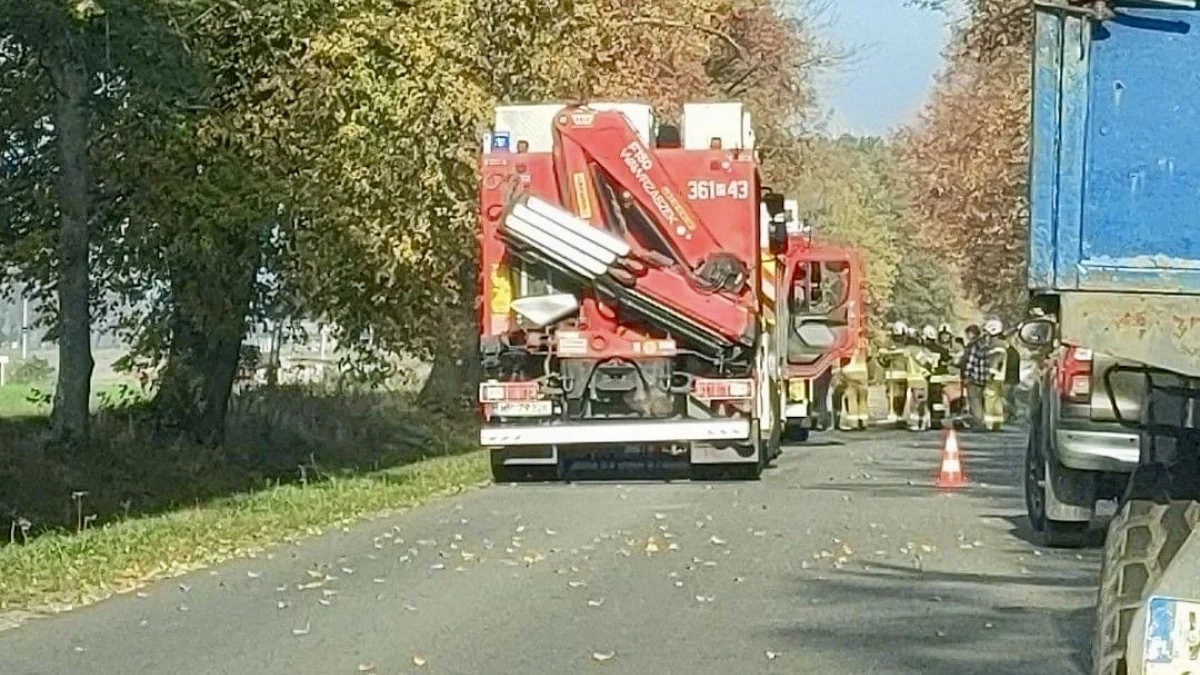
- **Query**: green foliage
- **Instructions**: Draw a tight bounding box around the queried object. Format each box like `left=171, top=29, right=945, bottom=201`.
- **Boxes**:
left=4, top=0, right=838, bottom=428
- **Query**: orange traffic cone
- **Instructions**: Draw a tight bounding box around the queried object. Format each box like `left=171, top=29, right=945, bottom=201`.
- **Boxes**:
left=936, top=428, right=967, bottom=489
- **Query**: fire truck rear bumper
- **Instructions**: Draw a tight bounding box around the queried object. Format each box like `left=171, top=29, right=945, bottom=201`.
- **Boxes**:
left=481, top=419, right=752, bottom=448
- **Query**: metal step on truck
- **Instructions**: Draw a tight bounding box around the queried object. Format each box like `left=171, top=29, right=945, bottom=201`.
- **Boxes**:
left=1015, top=2, right=1200, bottom=673
left=476, top=101, right=862, bottom=482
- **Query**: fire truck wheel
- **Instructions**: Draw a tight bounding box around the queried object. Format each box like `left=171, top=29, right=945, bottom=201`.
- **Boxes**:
left=490, top=457, right=559, bottom=484
left=1092, top=498, right=1200, bottom=675
left=692, top=459, right=763, bottom=482
left=784, top=424, right=809, bottom=444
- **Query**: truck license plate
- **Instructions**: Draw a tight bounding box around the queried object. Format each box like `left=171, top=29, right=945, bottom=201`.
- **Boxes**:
left=492, top=401, right=552, bottom=417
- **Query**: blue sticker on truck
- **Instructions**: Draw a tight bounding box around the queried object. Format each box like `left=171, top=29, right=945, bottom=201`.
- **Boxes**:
left=1148, top=597, right=1177, bottom=664
left=491, top=131, right=511, bottom=153
left=1145, top=596, right=1200, bottom=674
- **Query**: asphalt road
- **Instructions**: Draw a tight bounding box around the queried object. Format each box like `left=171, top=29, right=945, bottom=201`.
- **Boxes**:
left=1, top=428, right=1101, bottom=675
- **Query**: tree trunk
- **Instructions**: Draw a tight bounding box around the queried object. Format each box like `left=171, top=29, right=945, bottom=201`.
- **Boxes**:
left=417, top=262, right=481, bottom=411
left=48, top=47, right=94, bottom=445
left=153, top=265, right=254, bottom=445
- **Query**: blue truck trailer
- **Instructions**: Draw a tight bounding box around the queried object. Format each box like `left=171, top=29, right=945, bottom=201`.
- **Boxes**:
left=1020, top=2, right=1200, bottom=673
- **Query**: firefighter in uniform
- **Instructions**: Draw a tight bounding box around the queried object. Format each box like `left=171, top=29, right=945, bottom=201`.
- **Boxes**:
left=838, top=335, right=870, bottom=431
left=903, top=326, right=937, bottom=431
left=927, top=324, right=957, bottom=427
left=982, top=318, right=1008, bottom=431
left=879, top=321, right=910, bottom=426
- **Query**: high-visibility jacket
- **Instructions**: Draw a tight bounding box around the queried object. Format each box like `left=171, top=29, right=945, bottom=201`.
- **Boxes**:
left=841, top=340, right=869, bottom=379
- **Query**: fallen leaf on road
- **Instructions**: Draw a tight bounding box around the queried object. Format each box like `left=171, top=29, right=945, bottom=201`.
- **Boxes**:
left=342, top=567, right=355, bottom=575
left=178, top=584, right=190, bottom=593
left=136, top=591, right=149, bottom=599
left=655, top=513, right=667, bottom=520
left=668, top=542, right=680, bottom=551
left=403, top=604, right=417, bottom=611
left=985, top=622, right=994, bottom=629
left=318, top=598, right=331, bottom=607
left=694, top=594, right=715, bottom=603
left=588, top=598, right=604, bottom=608
left=431, top=563, right=446, bottom=570
left=277, top=600, right=288, bottom=609
left=322, top=589, right=338, bottom=597
left=766, top=650, right=780, bottom=660
left=935, top=630, right=946, bottom=637
left=247, top=571, right=262, bottom=579
left=416, top=539, right=436, bottom=547
left=645, top=540, right=661, bottom=554
left=618, top=548, right=631, bottom=557
left=734, top=576, right=745, bottom=583
left=709, top=536, right=727, bottom=546
left=357, top=663, right=376, bottom=672
left=292, top=622, right=310, bottom=636
left=412, top=655, right=427, bottom=667
left=516, top=525, right=526, bottom=533
left=546, top=528, right=557, bottom=536
left=568, top=580, right=587, bottom=588
left=373, top=578, right=386, bottom=584
left=591, top=651, right=615, bottom=662
left=177, top=604, right=189, bottom=612
left=674, top=580, right=684, bottom=587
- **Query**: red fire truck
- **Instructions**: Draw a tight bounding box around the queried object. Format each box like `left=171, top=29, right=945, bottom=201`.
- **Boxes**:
left=476, top=101, right=862, bottom=481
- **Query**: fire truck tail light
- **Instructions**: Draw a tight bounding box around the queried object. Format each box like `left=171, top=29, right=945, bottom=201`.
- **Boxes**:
left=692, top=378, right=754, bottom=401
left=479, top=381, right=540, bottom=402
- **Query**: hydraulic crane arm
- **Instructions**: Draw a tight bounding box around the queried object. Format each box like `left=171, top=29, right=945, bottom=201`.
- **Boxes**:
left=551, top=106, right=749, bottom=294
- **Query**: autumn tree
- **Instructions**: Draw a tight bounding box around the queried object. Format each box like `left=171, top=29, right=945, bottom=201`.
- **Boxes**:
left=897, top=0, right=1032, bottom=324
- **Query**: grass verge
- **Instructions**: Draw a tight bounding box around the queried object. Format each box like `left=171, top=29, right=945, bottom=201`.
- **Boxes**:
left=0, top=449, right=487, bottom=614
left=0, top=385, right=486, bottom=615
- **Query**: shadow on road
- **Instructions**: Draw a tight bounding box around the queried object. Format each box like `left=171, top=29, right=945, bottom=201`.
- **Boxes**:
left=773, top=559, right=1095, bottom=674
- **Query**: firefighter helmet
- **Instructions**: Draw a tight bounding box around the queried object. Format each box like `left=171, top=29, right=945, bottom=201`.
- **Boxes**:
left=922, top=325, right=937, bottom=341
left=891, top=320, right=908, bottom=336
left=984, top=319, right=1003, bottom=336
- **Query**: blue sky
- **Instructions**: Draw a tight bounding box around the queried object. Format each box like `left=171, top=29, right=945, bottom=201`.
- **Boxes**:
left=814, top=1, right=960, bottom=137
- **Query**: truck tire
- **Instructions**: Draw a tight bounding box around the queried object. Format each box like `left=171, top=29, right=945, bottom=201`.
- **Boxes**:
left=1092, top=498, right=1200, bottom=675
left=1024, top=432, right=1089, bottom=548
